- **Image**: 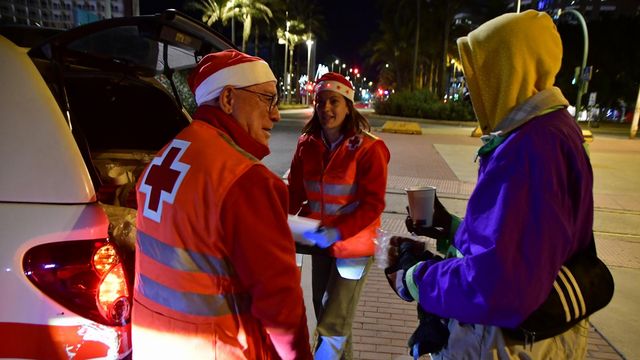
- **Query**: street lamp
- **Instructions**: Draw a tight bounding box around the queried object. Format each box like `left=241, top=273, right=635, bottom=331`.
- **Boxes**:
left=555, top=9, right=589, bottom=123
left=332, top=59, right=339, bottom=73
left=306, top=38, right=314, bottom=105
left=282, top=18, right=290, bottom=104
left=306, top=39, right=314, bottom=81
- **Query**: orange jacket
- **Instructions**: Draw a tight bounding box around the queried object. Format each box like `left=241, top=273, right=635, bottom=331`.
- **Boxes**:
left=288, top=131, right=389, bottom=258
left=134, top=112, right=310, bottom=359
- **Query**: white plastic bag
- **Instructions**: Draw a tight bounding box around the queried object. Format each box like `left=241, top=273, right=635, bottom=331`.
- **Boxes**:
left=375, top=228, right=421, bottom=269
left=375, top=228, right=437, bottom=269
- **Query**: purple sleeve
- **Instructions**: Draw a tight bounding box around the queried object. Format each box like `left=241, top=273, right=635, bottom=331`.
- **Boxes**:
left=413, top=116, right=593, bottom=327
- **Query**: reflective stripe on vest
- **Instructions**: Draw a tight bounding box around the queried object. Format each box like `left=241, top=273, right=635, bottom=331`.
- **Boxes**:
left=305, top=179, right=358, bottom=217
left=138, top=230, right=233, bottom=276
left=136, top=274, right=250, bottom=317
left=304, top=180, right=356, bottom=197
left=308, top=199, right=360, bottom=216
left=136, top=230, right=249, bottom=317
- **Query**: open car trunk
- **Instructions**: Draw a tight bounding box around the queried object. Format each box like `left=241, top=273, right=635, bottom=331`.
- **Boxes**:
left=63, top=71, right=188, bottom=208
left=27, top=9, right=234, bottom=208
left=25, top=10, right=234, bottom=251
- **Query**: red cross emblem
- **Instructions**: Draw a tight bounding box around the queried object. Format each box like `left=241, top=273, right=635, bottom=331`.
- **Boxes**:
left=139, top=139, right=191, bottom=222
left=347, top=135, right=363, bottom=150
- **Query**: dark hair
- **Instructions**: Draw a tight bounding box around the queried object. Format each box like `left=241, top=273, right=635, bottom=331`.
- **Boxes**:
left=301, top=97, right=371, bottom=135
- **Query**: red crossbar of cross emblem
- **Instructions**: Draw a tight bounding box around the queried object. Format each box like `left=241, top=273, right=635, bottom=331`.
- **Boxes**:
left=139, top=139, right=191, bottom=222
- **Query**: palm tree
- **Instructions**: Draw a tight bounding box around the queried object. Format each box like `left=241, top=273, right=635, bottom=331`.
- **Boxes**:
left=368, top=0, right=507, bottom=95
left=429, top=0, right=465, bottom=97
left=366, top=0, right=418, bottom=91
left=222, top=0, right=274, bottom=52
left=286, top=1, right=326, bottom=97
left=289, top=0, right=325, bottom=41
left=277, top=19, right=306, bottom=103
left=184, top=0, right=223, bottom=27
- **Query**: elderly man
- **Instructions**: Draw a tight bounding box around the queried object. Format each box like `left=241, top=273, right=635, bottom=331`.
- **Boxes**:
left=132, top=49, right=312, bottom=359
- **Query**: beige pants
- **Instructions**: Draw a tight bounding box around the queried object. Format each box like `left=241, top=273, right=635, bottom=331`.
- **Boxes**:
left=311, top=255, right=373, bottom=360
left=430, top=318, right=589, bottom=360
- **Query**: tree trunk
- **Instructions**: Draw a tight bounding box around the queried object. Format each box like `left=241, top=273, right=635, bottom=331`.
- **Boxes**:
left=254, top=25, right=259, bottom=55
left=231, top=17, right=236, bottom=47
left=241, top=15, right=251, bottom=53
left=412, top=0, right=420, bottom=91
left=283, top=39, right=289, bottom=103
left=439, top=3, right=451, bottom=98
left=430, top=61, right=436, bottom=93
left=287, top=46, right=295, bottom=103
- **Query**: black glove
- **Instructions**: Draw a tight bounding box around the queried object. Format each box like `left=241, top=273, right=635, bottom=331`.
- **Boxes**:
left=408, top=305, right=450, bottom=357
left=405, top=194, right=452, bottom=240
left=385, top=238, right=441, bottom=302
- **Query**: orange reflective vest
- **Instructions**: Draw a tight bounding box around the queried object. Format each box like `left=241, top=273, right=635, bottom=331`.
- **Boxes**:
left=133, top=120, right=306, bottom=359
left=289, top=131, right=389, bottom=258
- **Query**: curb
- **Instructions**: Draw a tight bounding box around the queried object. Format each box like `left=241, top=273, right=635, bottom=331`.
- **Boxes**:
left=380, top=121, right=422, bottom=134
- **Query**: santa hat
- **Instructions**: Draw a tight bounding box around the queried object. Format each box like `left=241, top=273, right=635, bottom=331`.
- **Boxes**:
left=314, top=72, right=355, bottom=102
left=188, top=49, right=276, bottom=106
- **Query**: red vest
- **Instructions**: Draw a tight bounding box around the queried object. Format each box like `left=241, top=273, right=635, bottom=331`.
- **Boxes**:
left=133, top=121, right=278, bottom=359
left=299, top=132, right=384, bottom=258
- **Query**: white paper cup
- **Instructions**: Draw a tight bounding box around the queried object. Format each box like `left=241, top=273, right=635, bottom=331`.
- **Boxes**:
left=405, top=186, right=436, bottom=227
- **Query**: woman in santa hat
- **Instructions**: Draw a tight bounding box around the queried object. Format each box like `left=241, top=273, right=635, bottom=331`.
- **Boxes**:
left=288, top=72, right=390, bottom=359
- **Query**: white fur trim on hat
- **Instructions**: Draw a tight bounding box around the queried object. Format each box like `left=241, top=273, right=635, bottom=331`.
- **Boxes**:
left=315, top=80, right=355, bottom=102
left=194, top=61, right=276, bottom=106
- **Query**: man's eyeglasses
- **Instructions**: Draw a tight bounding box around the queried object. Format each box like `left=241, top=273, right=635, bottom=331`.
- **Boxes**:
left=237, top=88, right=280, bottom=113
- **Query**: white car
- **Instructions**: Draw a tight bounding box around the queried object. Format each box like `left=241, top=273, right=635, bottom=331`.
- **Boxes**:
left=0, top=11, right=232, bottom=359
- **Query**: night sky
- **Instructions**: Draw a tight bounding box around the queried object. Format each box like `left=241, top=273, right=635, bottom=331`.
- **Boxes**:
left=311, top=0, right=380, bottom=65
left=139, top=0, right=381, bottom=72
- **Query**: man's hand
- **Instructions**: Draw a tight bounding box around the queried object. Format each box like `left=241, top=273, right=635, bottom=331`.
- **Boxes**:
left=405, top=194, right=452, bottom=240
left=385, top=238, right=441, bottom=302
left=303, top=227, right=340, bottom=248
left=386, top=236, right=425, bottom=270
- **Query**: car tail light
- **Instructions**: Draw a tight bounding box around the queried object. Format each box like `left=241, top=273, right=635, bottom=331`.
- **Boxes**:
left=23, top=239, right=131, bottom=326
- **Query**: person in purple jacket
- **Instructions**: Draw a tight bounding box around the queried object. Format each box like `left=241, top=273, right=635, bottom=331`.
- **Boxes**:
left=387, top=10, right=593, bottom=359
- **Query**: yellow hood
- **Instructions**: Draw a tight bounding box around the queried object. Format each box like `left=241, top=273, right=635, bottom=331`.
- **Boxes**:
left=457, top=10, right=563, bottom=134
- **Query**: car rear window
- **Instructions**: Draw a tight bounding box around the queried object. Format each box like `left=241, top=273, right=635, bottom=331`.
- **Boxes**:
left=67, top=25, right=200, bottom=74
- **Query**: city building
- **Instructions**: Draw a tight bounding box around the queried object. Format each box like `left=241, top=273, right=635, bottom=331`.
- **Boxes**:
left=0, top=0, right=139, bottom=29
